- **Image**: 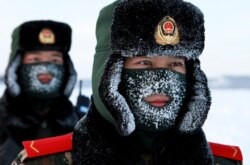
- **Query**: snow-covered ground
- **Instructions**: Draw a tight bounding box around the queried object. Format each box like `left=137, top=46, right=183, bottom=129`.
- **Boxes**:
left=203, top=89, right=249, bottom=164
left=1, top=84, right=249, bottom=164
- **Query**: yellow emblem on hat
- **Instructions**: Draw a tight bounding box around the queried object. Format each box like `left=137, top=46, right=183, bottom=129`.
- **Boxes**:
left=38, top=28, right=55, bottom=44
left=155, top=16, right=180, bottom=46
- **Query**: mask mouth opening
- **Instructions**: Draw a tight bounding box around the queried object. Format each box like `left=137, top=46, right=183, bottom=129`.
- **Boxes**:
left=143, top=93, right=171, bottom=108
left=37, top=73, right=54, bottom=84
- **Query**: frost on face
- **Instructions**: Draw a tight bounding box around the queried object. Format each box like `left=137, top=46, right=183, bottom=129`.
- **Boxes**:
left=121, top=68, right=187, bottom=132
left=19, top=63, right=65, bottom=97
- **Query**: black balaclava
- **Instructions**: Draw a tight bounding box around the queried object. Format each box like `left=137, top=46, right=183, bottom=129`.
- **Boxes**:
left=18, top=62, right=65, bottom=99
left=120, top=68, right=187, bottom=132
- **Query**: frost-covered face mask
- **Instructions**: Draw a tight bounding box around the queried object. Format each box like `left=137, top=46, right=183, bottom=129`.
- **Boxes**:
left=120, top=68, right=187, bottom=132
left=18, top=63, right=65, bottom=99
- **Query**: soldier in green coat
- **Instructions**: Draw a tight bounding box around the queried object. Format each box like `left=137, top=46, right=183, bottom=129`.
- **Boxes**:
left=9, top=0, right=242, bottom=164
left=72, top=0, right=243, bottom=164
left=0, top=20, right=79, bottom=165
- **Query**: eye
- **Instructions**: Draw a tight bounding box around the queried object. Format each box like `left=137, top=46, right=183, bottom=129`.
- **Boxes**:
left=52, top=59, right=63, bottom=64
left=24, top=56, right=40, bottom=63
left=136, top=60, right=152, bottom=66
left=123, top=57, right=153, bottom=69
left=168, top=60, right=186, bottom=74
left=51, top=57, right=64, bottom=64
left=169, top=61, right=185, bottom=67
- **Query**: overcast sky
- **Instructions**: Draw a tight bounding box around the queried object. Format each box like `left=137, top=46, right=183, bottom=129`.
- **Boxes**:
left=0, top=0, right=250, bottom=79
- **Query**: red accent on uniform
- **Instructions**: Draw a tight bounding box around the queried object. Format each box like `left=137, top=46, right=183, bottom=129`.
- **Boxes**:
left=209, top=142, right=243, bottom=161
left=22, top=133, right=73, bottom=158
left=22, top=133, right=243, bottom=162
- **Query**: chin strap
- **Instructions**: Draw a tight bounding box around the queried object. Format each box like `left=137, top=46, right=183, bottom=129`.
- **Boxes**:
left=178, top=60, right=211, bottom=133
left=99, top=53, right=135, bottom=136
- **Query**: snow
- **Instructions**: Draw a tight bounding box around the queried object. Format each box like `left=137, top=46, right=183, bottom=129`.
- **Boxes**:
left=203, top=89, right=250, bottom=164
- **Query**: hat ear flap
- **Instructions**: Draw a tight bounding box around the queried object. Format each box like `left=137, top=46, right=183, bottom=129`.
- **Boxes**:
left=5, top=55, right=22, bottom=97
left=178, top=59, right=211, bottom=133
left=99, top=53, right=135, bottom=136
left=63, top=55, right=77, bottom=97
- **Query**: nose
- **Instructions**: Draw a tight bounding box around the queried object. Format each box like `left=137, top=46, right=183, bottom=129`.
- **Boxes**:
left=39, top=57, right=51, bottom=63
left=154, top=62, right=169, bottom=69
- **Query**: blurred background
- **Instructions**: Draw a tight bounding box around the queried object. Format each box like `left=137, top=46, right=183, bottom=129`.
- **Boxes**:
left=0, top=0, right=249, bottom=163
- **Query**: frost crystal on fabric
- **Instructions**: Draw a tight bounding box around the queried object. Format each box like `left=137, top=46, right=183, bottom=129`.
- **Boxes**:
left=111, top=0, right=205, bottom=60
left=19, top=63, right=65, bottom=99
left=99, top=55, right=135, bottom=136
left=6, top=55, right=22, bottom=97
left=178, top=61, right=211, bottom=133
left=121, top=68, right=187, bottom=132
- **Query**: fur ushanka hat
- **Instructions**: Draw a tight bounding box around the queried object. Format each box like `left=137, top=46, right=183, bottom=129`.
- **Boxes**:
left=5, top=20, right=77, bottom=97
left=93, top=0, right=211, bottom=136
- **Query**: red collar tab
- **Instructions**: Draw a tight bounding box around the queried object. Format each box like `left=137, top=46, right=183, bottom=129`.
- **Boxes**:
left=22, top=133, right=73, bottom=158
left=209, top=142, right=243, bottom=161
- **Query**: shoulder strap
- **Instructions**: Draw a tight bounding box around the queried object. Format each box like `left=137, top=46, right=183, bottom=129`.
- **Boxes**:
left=209, top=142, right=243, bottom=161
left=20, top=134, right=243, bottom=162
left=22, top=133, right=73, bottom=159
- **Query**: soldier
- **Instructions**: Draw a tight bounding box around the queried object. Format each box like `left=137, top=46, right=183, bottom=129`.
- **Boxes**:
left=0, top=20, right=79, bottom=165
left=72, top=0, right=243, bottom=164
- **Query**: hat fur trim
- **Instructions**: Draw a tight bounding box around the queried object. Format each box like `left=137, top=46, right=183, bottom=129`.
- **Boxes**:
left=99, top=53, right=135, bottom=136
left=111, top=0, right=205, bottom=59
